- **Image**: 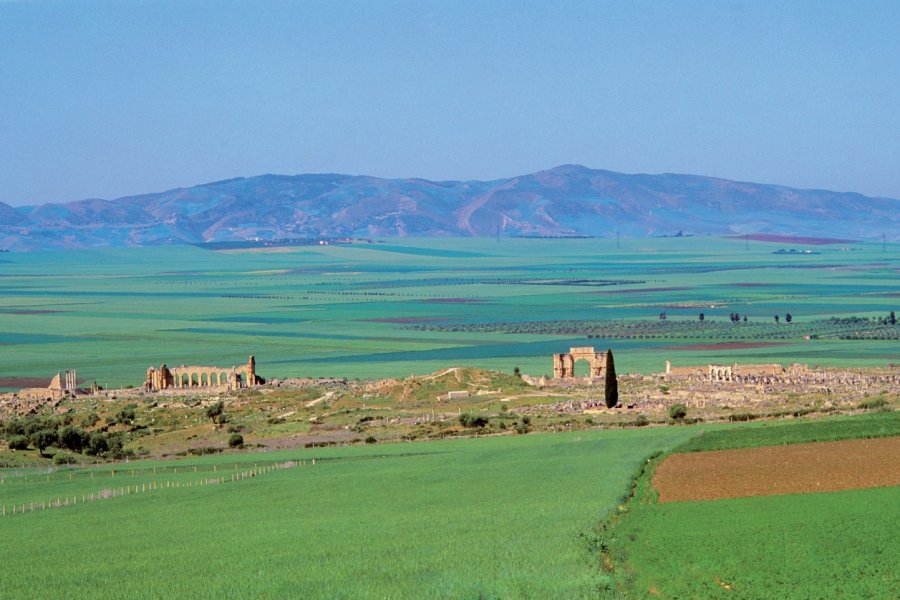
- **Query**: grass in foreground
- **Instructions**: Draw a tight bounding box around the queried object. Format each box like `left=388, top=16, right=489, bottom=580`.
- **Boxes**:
left=674, top=409, right=899, bottom=453
left=0, top=426, right=695, bottom=598
left=606, top=411, right=900, bottom=599
left=614, top=486, right=898, bottom=599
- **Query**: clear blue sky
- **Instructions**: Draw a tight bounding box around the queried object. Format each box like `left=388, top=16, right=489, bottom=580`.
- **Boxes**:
left=3, top=0, right=900, bottom=206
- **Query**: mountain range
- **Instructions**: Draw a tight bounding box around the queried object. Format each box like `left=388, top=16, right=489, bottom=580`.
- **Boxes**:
left=1, top=165, right=897, bottom=251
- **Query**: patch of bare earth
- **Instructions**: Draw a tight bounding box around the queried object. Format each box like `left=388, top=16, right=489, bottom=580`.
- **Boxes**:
left=0, top=377, right=51, bottom=388
left=653, top=437, right=900, bottom=502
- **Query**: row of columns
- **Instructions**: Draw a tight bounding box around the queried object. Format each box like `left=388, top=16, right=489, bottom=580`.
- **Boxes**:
left=64, top=369, right=77, bottom=390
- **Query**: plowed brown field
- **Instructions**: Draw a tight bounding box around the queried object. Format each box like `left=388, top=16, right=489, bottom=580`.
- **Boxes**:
left=654, top=436, right=900, bottom=502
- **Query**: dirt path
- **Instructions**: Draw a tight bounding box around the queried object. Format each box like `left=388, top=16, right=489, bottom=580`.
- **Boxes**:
left=305, top=391, right=336, bottom=408
left=653, top=436, right=900, bottom=502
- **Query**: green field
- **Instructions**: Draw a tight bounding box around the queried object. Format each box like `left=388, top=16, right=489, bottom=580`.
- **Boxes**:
left=0, top=426, right=697, bottom=598
left=607, top=412, right=900, bottom=598
left=1, top=237, right=897, bottom=387
left=675, top=410, right=900, bottom=452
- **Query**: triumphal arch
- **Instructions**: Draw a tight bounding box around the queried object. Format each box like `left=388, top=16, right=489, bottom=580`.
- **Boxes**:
left=144, top=356, right=261, bottom=392
left=553, top=347, right=611, bottom=379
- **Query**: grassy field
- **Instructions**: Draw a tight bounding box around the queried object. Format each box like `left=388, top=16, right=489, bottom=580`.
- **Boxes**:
left=674, top=410, right=900, bottom=452
left=0, top=426, right=697, bottom=598
left=608, top=411, right=900, bottom=598
left=0, top=236, right=897, bottom=387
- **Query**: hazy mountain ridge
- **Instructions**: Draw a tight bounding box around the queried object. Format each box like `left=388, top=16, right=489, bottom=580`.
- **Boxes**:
left=1, top=165, right=897, bottom=250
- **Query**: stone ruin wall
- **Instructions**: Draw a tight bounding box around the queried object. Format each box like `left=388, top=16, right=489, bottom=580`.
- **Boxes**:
left=653, top=360, right=900, bottom=410
left=553, top=347, right=610, bottom=379
left=14, top=368, right=80, bottom=402
left=145, top=356, right=260, bottom=393
left=666, top=360, right=821, bottom=384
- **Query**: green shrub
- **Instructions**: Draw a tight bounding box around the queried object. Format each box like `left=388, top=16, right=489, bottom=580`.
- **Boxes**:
left=105, top=433, right=126, bottom=459
left=58, top=426, right=88, bottom=452
left=365, top=436, right=377, bottom=444
left=116, top=405, right=137, bottom=425
left=30, top=429, right=58, bottom=455
left=459, top=412, right=488, bottom=428
left=81, top=412, right=100, bottom=428
left=188, top=446, right=223, bottom=455
left=53, top=452, right=76, bottom=465
left=7, top=434, right=29, bottom=450
left=857, top=398, right=888, bottom=410
left=205, top=401, right=225, bottom=426
left=4, top=419, right=25, bottom=437
left=729, top=412, right=758, bottom=422
left=668, top=404, right=687, bottom=420
left=634, top=415, right=650, bottom=427
left=228, top=433, right=244, bottom=448
left=86, top=432, right=109, bottom=456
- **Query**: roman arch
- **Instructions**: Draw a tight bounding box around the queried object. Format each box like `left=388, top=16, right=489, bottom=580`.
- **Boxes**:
left=553, top=347, right=610, bottom=379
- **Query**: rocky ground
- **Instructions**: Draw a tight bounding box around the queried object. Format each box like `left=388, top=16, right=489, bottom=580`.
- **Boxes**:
left=1, top=366, right=897, bottom=464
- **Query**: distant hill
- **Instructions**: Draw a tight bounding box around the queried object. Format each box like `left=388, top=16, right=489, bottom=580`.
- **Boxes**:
left=1, top=165, right=897, bottom=250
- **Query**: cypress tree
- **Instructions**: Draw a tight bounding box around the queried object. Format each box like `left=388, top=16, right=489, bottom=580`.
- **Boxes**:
left=604, top=349, right=618, bottom=408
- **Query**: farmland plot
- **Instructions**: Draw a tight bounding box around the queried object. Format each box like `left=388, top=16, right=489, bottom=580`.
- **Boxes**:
left=0, top=237, right=896, bottom=387
left=608, top=412, right=900, bottom=599
left=0, top=426, right=695, bottom=598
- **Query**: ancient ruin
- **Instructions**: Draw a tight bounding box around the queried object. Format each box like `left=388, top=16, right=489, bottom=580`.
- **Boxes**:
left=553, top=347, right=611, bottom=379
left=664, top=360, right=818, bottom=384
left=49, top=369, right=78, bottom=392
left=551, top=347, right=618, bottom=407
left=144, top=356, right=261, bottom=392
left=16, top=369, right=81, bottom=402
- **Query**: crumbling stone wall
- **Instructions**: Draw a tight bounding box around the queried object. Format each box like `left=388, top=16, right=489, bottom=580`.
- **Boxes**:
left=553, top=347, right=609, bottom=379
left=552, top=347, right=618, bottom=407
left=145, top=356, right=260, bottom=392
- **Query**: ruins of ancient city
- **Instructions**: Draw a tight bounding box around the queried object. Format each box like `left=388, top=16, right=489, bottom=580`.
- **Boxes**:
left=1, top=348, right=898, bottom=421
left=144, top=356, right=261, bottom=392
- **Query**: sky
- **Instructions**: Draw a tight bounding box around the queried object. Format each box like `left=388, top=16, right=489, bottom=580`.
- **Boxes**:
left=2, top=0, right=900, bottom=206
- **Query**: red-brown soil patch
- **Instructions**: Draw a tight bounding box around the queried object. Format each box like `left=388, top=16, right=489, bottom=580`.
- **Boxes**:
left=0, top=377, right=51, bottom=388
left=732, top=233, right=857, bottom=245
left=654, top=437, right=900, bottom=502
left=663, top=342, right=783, bottom=351
left=422, top=298, right=485, bottom=304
